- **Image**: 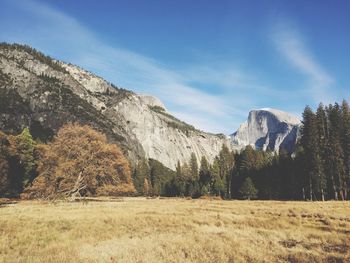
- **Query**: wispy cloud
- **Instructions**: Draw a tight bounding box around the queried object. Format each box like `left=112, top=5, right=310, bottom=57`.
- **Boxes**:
left=0, top=0, right=309, bottom=134
left=271, top=22, right=335, bottom=104
left=2, top=0, right=262, bottom=133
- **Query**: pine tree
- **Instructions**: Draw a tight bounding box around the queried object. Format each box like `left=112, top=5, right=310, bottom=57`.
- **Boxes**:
left=327, top=104, right=346, bottom=200
left=300, top=106, right=324, bottom=201
left=211, top=157, right=224, bottom=196
left=175, top=160, right=186, bottom=196
left=189, top=152, right=198, bottom=180
left=341, top=100, right=350, bottom=199
left=0, top=131, right=13, bottom=196
left=132, top=160, right=150, bottom=195
left=9, top=127, right=37, bottom=188
left=239, top=145, right=256, bottom=172
left=187, top=153, right=200, bottom=197
left=239, top=177, right=257, bottom=200
left=315, top=104, right=328, bottom=201
left=218, top=144, right=234, bottom=198
left=143, top=178, right=150, bottom=196
left=199, top=156, right=211, bottom=195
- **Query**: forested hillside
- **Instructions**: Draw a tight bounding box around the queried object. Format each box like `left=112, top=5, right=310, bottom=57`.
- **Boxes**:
left=1, top=101, right=350, bottom=200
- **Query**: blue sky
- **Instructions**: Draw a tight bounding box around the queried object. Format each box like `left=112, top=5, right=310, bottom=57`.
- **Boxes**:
left=1, top=0, right=349, bottom=134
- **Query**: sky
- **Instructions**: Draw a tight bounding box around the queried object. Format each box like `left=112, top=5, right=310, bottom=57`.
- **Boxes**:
left=0, top=0, right=350, bottom=134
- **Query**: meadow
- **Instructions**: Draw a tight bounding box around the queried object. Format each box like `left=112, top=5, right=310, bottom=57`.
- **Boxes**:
left=0, top=198, right=349, bottom=263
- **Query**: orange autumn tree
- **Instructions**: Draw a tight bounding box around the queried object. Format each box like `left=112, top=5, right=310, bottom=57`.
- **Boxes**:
left=22, top=123, right=135, bottom=199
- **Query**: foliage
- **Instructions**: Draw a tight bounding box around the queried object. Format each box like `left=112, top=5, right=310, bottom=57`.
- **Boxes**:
left=21, top=123, right=135, bottom=199
left=298, top=102, right=350, bottom=200
left=239, top=177, right=258, bottom=200
left=199, top=156, right=211, bottom=195
left=0, top=128, right=37, bottom=197
left=0, top=131, right=15, bottom=196
left=149, top=158, right=176, bottom=196
left=132, top=160, right=151, bottom=195
left=143, top=178, right=150, bottom=196
left=8, top=128, right=37, bottom=187
left=163, top=145, right=235, bottom=198
left=2, top=98, right=350, bottom=201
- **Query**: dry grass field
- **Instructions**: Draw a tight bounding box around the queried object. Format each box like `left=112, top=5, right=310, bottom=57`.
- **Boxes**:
left=0, top=198, right=349, bottom=263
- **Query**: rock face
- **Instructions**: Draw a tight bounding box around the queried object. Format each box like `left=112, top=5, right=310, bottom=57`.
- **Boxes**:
left=231, top=108, right=301, bottom=153
left=114, top=94, right=231, bottom=169
left=0, top=43, right=301, bottom=170
left=0, top=43, right=230, bottom=169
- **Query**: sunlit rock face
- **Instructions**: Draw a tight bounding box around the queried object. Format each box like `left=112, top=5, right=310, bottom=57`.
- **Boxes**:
left=0, top=44, right=302, bottom=170
left=0, top=44, right=230, bottom=170
left=230, top=108, right=301, bottom=153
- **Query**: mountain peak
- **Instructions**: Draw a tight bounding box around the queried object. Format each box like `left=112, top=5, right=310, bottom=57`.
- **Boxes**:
left=138, top=94, right=167, bottom=111
left=231, top=108, right=300, bottom=153
left=251, top=108, right=301, bottom=126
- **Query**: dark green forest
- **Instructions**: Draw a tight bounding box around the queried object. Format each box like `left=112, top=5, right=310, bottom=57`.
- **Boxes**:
left=1, top=101, right=350, bottom=200
left=134, top=100, right=350, bottom=201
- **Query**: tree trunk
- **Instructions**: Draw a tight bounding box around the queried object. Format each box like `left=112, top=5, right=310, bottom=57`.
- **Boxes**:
left=331, top=174, right=338, bottom=200
left=321, top=188, right=325, bottom=202
left=309, top=177, right=313, bottom=201
left=227, top=176, right=231, bottom=199
left=339, top=189, right=344, bottom=201
left=343, top=182, right=348, bottom=200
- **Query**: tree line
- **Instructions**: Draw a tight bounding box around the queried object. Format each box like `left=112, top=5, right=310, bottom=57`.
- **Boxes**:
left=0, top=123, right=134, bottom=199
left=133, top=100, right=350, bottom=201
left=1, top=101, right=350, bottom=200
left=299, top=100, right=350, bottom=201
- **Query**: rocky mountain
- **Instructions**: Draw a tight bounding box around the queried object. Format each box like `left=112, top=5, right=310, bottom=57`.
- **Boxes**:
left=0, top=43, right=301, bottom=170
left=0, top=43, right=230, bottom=170
left=231, top=108, right=301, bottom=153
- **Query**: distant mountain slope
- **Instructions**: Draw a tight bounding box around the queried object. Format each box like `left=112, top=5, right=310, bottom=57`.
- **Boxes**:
left=0, top=43, right=230, bottom=169
left=231, top=108, right=300, bottom=153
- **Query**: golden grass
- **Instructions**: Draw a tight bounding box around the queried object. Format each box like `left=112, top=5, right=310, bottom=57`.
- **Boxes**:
left=0, top=198, right=349, bottom=263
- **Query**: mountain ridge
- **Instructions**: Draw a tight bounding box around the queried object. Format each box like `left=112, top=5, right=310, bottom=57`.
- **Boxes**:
left=0, top=43, right=231, bottom=169
left=0, top=43, right=300, bottom=169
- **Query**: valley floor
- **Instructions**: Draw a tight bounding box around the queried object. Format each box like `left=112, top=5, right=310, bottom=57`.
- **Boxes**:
left=0, top=198, right=349, bottom=263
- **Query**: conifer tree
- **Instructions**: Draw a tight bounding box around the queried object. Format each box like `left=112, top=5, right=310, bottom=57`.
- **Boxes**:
left=189, top=152, right=199, bottom=180
left=218, top=144, right=234, bottom=198
left=0, top=131, right=13, bottom=196
left=211, top=157, right=224, bottom=196
left=175, top=160, right=186, bottom=196
left=187, top=153, right=200, bottom=197
left=133, top=160, right=150, bottom=195
left=300, top=106, right=323, bottom=201
left=9, top=127, right=37, bottom=188
left=341, top=100, right=350, bottom=199
left=315, top=104, right=328, bottom=201
left=176, top=161, right=186, bottom=196
left=239, top=177, right=257, bottom=200
left=199, top=156, right=211, bottom=195
left=239, top=145, right=256, bottom=172
left=327, top=104, right=346, bottom=200
left=143, top=178, right=150, bottom=196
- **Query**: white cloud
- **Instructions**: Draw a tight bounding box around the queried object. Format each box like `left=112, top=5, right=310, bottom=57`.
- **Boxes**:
left=0, top=0, right=308, bottom=134
left=272, top=22, right=335, bottom=104
left=2, top=0, right=255, bottom=133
